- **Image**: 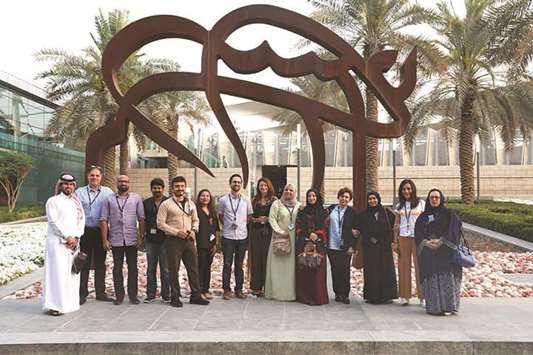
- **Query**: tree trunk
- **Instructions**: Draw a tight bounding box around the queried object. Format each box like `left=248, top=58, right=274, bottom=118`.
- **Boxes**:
left=459, top=94, right=476, bottom=204
left=119, top=138, right=129, bottom=175
left=167, top=113, right=179, bottom=185
left=365, top=88, right=379, bottom=193
left=103, top=147, right=116, bottom=188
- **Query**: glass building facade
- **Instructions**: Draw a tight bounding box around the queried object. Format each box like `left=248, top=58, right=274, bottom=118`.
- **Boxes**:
left=0, top=71, right=85, bottom=204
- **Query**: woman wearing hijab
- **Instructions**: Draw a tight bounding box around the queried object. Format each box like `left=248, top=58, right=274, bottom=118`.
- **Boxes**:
left=358, top=191, right=398, bottom=304
left=414, top=189, right=463, bottom=316
left=295, top=189, right=329, bottom=305
left=265, top=184, right=300, bottom=301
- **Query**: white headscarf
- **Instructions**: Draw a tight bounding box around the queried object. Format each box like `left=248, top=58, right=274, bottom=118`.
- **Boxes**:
left=281, top=183, right=298, bottom=208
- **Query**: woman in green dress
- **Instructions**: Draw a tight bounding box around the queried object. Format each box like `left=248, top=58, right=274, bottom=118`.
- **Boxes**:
left=265, top=184, right=300, bottom=301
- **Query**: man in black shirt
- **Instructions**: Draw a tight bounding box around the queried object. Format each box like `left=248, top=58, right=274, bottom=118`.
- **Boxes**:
left=141, top=178, right=171, bottom=303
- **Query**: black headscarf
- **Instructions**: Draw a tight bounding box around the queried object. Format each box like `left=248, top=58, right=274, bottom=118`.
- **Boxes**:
left=424, top=188, right=445, bottom=214
left=366, top=191, right=383, bottom=215
left=301, top=188, right=326, bottom=229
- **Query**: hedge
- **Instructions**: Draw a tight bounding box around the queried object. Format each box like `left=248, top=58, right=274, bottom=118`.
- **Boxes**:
left=447, top=200, right=533, bottom=243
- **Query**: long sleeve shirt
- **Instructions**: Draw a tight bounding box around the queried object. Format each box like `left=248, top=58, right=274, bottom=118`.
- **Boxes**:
left=157, top=197, right=199, bottom=237
left=100, top=192, right=145, bottom=247
left=75, top=184, right=114, bottom=228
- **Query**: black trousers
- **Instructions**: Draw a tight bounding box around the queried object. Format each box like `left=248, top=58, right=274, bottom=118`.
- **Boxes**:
left=79, top=226, right=108, bottom=299
left=197, top=247, right=214, bottom=293
left=249, top=227, right=271, bottom=291
left=165, top=237, right=201, bottom=301
left=327, top=249, right=352, bottom=298
left=111, top=246, right=138, bottom=300
left=222, top=237, right=247, bottom=292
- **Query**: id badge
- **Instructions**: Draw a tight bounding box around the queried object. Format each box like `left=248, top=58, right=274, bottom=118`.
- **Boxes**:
left=428, top=215, right=435, bottom=223
left=232, top=223, right=238, bottom=230
left=150, top=228, right=157, bottom=234
left=209, top=234, right=216, bottom=242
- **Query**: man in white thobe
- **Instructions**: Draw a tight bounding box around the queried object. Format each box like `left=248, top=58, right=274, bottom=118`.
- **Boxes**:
left=43, top=173, right=85, bottom=316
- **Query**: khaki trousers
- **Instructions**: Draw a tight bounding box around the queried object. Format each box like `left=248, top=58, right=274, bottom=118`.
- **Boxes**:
left=398, top=236, right=423, bottom=299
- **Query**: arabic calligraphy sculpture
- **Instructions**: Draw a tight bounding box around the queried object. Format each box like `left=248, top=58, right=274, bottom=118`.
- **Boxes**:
left=85, top=5, right=416, bottom=208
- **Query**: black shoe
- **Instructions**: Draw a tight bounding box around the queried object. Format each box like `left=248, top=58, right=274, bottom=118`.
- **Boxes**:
left=130, top=298, right=140, bottom=305
left=95, top=295, right=113, bottom=302
left=162, top=296, right=171, bottom=303
left=79, top=297, right=87, bottom=305
left=113, top=297, right=124, bottom=305
left=170, top=299, right=183, bottom=308
left=334, top=295, right=342, bottom=302
left=143, top=296, right=155, bottom=304
left=190, top=296, right=210, bottom=306
left=342, top=297, right=350, bottom=304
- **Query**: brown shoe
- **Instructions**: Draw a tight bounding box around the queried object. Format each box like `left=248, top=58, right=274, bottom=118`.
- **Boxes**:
left=223, top=291, right=233, bottom=300
left=203, top=292, right=213, bottom=300
left=235, top=290, right=247, bottom=299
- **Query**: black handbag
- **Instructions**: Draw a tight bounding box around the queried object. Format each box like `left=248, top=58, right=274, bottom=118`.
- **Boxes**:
left=72, top=250, right=88, bottom=274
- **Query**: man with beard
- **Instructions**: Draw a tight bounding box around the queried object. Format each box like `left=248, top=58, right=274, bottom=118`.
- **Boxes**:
left=75, top=166, right=114, bottom=305
left=157, top=176, right=209, bottom=307
left=100, top=175, right=145, bottom=305
left=43, top=173, right=85, bottom=316
left=141, top=178, right=171, bottom=303
left=217, top=174, right=253, bottom=300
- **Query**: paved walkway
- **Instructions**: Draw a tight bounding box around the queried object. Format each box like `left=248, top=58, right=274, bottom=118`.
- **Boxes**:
left=0, top=297, right=532, bottom=354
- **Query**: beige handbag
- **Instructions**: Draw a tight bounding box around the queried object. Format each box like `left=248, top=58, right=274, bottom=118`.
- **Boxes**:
left=272, top=230, right=291, bottom=255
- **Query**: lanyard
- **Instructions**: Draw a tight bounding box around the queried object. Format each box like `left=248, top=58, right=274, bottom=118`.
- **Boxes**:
left=403, top=204, right=413, bottom=230
left=115, top=195, right=129, bottom=215
left=86, top=186, right=101, bottom=211
left=173, top=198, right=191, bottom=216
left=284, top=204, right=295, bottom=221
left=228, top=194, right=241, bottom=221
left=337, top=206, right=345, bottom=230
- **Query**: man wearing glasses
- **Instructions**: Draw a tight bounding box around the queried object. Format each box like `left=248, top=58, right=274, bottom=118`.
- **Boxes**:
left=217, top=174, right=253, bottom=300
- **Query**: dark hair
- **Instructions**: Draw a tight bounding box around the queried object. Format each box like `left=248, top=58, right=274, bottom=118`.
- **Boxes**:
left=229, top=173, right=242, bottom=184
left=337, top=187, right=353, bottom=200
left=397, top=179, right=420, bottom=209
left=171, top=176, right=187, bottom=186
left=252, top=177, right=276, bottom=206
left=196, top=189, right=217, bottom=218
left=87, top=165, right=103, bottom=175
left=150, top=178, right=165, bottom=188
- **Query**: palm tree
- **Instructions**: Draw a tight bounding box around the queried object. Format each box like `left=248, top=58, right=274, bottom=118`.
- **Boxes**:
left=36, top=9, right=178, bottom=186
left=404, top=0, right=533, bottom=204
left=307, top=0, right=445, bottom=192
left=142, top=91, right=209, bottom=184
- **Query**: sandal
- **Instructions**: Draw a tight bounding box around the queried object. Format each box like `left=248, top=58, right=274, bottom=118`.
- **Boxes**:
left=46, top=310, right=63, bottom=316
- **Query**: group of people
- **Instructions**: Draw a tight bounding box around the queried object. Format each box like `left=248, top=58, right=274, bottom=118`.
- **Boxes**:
left=43, top=167, right=464, bottom=317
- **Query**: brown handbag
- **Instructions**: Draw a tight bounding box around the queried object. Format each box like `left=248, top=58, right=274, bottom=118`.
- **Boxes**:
left=72, top=250, right=88, bottom=274
left=297, top=242, right=323, bottom=269
left=272, top=230, right=291, bottom=255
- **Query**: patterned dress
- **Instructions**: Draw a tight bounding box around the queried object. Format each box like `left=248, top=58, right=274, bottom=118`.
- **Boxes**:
left=415, top=198, right=463, bottom=315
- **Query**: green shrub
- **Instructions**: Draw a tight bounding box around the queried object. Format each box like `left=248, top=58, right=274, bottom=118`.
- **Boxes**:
left=447, top=201, right=533, bottom=243
left=0, top=204, right=44, bottom=223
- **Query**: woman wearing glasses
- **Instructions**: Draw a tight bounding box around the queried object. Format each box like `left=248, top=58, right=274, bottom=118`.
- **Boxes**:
left=414, top=189, right=463, bottom=316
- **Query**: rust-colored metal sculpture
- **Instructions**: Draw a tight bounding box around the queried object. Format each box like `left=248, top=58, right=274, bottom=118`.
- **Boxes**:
left=86, top=5, right=416, bottom=208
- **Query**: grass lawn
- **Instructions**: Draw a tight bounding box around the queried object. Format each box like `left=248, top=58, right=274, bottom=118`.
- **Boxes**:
left=0, top=204, right=45, bottom=223
left=448, top=200, right=533, bottom=243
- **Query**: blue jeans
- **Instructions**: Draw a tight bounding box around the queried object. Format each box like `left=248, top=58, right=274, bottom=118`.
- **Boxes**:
left=145, top=241, right=170, bottom=299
